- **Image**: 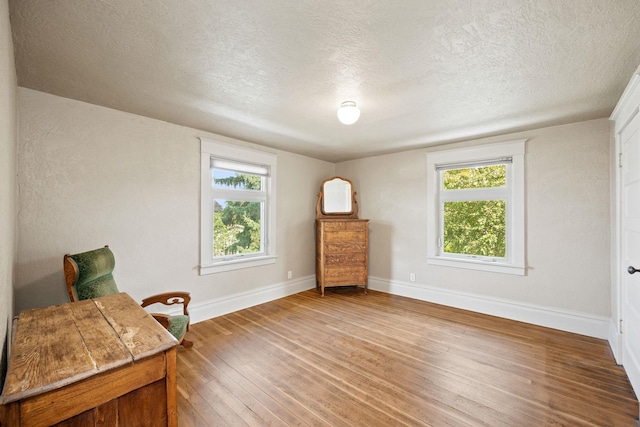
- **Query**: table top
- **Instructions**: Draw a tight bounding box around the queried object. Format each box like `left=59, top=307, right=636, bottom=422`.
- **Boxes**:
left=0, top=292, right=177, bottom=404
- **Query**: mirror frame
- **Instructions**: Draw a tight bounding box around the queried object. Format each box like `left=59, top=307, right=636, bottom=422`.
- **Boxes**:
left=316, top=176, right=359, bottom=219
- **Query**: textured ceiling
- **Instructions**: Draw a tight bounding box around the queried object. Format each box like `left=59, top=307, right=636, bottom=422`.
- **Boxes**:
left=9, top=0, right=640, bottom=162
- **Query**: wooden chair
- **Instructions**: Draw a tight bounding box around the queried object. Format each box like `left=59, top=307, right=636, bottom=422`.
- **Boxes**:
left=64, top=245, right=193, bottom=348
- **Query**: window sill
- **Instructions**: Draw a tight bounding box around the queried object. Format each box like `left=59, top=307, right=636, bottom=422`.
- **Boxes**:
left=427, top=256, right=525, bottom=276
left=200, top=255, right=277, bottom=275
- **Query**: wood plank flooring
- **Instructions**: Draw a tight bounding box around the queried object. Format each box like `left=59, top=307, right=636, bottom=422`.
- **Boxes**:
left=176, top=289, right=638, bottom=426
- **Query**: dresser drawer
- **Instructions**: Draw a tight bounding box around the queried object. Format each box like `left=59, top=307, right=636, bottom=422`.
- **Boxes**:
left=323, top=267, right=367, bottom=285
left=324, top=252, right=366, bottom=266
left=321, top=221, right=367, bottom=232
left=325, top=242, right=367, bottom=253
left=324, top=231, right=366, bottom=242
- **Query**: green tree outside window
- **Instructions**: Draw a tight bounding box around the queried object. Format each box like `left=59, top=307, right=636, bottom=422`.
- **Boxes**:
left=442, top=165, right=506, bottom=258
left=213, top=173, right=263, bottom=256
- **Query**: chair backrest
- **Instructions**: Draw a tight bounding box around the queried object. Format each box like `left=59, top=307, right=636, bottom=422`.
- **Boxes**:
left=63, top=245, right=120, bottom=302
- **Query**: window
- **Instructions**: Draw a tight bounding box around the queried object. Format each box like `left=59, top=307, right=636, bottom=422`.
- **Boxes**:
left=426, top=140, right=526, bottom=275
left=200, top=138, right=277, bottom=274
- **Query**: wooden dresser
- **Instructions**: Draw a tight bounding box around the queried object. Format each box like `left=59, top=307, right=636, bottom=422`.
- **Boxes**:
left=0, top=292, right=178, bottom=427
left=316, top=218, right=369, bottom=296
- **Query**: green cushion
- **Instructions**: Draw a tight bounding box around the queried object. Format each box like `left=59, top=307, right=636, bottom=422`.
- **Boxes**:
left=69, top=247, right=119, bottom=300
left=69, top=246, right=190, bottom=343
left=76, top=273, right=119, bottom=301
left=167, top=315, right=189, bottom=341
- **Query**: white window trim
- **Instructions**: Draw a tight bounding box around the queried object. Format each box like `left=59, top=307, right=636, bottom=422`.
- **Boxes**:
left=200, top=138, right=277, bottom=275
left=426, top=139, right=526, bottom=275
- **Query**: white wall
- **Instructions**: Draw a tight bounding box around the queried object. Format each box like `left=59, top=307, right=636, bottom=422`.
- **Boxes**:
left=0, top=0, right=17, bottom=384
left=13, top=84, right=614, bottom=338
left=16, top=88, right=334, bottom=319
left=337, top=118, right=612, bottom=336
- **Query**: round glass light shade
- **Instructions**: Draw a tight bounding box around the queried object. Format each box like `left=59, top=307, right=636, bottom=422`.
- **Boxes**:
left=337, top=101, right=360, bottom=125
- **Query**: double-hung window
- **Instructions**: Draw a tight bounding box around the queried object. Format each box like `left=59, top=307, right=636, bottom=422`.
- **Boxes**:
left=426, top=140, right=526, bottom=275
left=200, top=138, right=277, bottom=274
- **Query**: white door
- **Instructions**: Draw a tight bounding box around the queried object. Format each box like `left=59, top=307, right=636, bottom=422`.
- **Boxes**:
left=621, top=108, right=640, bottom=395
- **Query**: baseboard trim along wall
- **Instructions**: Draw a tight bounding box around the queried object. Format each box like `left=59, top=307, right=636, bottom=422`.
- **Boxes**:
left=156, top=275, right=316, bottom=324
left=155, top=274, right=610, bottom=341
left=608, top=319, right=622, bottom=364
left=368, top=276, right=610, bottom=340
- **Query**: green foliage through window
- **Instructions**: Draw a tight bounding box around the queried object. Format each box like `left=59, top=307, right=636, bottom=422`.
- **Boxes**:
left=213, top=173, right=262, bottom=190
left=443, top=200, right=506, bottom=257
left=213, top=172, right=263, bottom=257
left=443, top=165, right=506, bottom=190
left=441, top=164, right=507, bottom=258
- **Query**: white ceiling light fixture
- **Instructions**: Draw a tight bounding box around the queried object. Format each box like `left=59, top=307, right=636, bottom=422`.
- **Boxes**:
left=337, top=101, right=360, bottom=125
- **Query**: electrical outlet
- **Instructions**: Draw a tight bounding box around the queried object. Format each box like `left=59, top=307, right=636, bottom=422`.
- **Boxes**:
left=410, top=273, right=416, bottom=282
left=287, top=271, right=292, bottom=279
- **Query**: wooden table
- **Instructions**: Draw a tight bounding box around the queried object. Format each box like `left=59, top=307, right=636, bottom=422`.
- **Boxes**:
left=0, top=292, right=178, bottom=427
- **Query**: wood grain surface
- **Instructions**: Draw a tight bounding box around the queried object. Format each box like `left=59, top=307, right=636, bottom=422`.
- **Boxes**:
left=316, top=219, right=369, bottom=296
left=1, top=292, right=176, bottom=403
left=176, top=289, right=638, bottom=426
left=0, top=292, right=178, bottom=427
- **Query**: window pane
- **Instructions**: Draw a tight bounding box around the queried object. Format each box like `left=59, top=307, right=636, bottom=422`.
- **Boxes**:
left=213, top=199, right=262, bottom=256
left=443, top=165, right=506, bottom=190
left=212, top=169, right=263, bottom=191
left=443, top=200, right=506, bottom=257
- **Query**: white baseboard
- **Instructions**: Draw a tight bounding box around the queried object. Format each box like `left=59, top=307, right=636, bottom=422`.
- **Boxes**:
left=154, top=274, right=610, bottom=340
left=609, top=319, right=622, bottom=364
left=368, top=276, right=610, bottom=339
left=156, top=275, right=316, bottom=324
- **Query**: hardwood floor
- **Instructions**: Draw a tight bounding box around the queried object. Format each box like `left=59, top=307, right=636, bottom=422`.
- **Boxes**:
left=176, top=289, right=638, bottom=426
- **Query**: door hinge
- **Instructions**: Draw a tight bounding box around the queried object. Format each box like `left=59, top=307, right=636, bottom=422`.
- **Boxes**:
left=619, top=152, right=623, bottom=168
left=620, top=318, right=624, bottom=333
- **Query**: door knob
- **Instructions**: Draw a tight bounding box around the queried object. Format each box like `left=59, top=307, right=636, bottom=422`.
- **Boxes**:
left=628, top=266, right=640, bottom=275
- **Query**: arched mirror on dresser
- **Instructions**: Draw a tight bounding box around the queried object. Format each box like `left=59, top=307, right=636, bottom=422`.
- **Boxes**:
left=315, top=176, right=369, bottom=296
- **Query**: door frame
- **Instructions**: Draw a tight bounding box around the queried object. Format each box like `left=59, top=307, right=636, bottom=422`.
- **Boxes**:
left=611, top=115, right=623, bottom=365
left=611, top=67, right=640, bottom=379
